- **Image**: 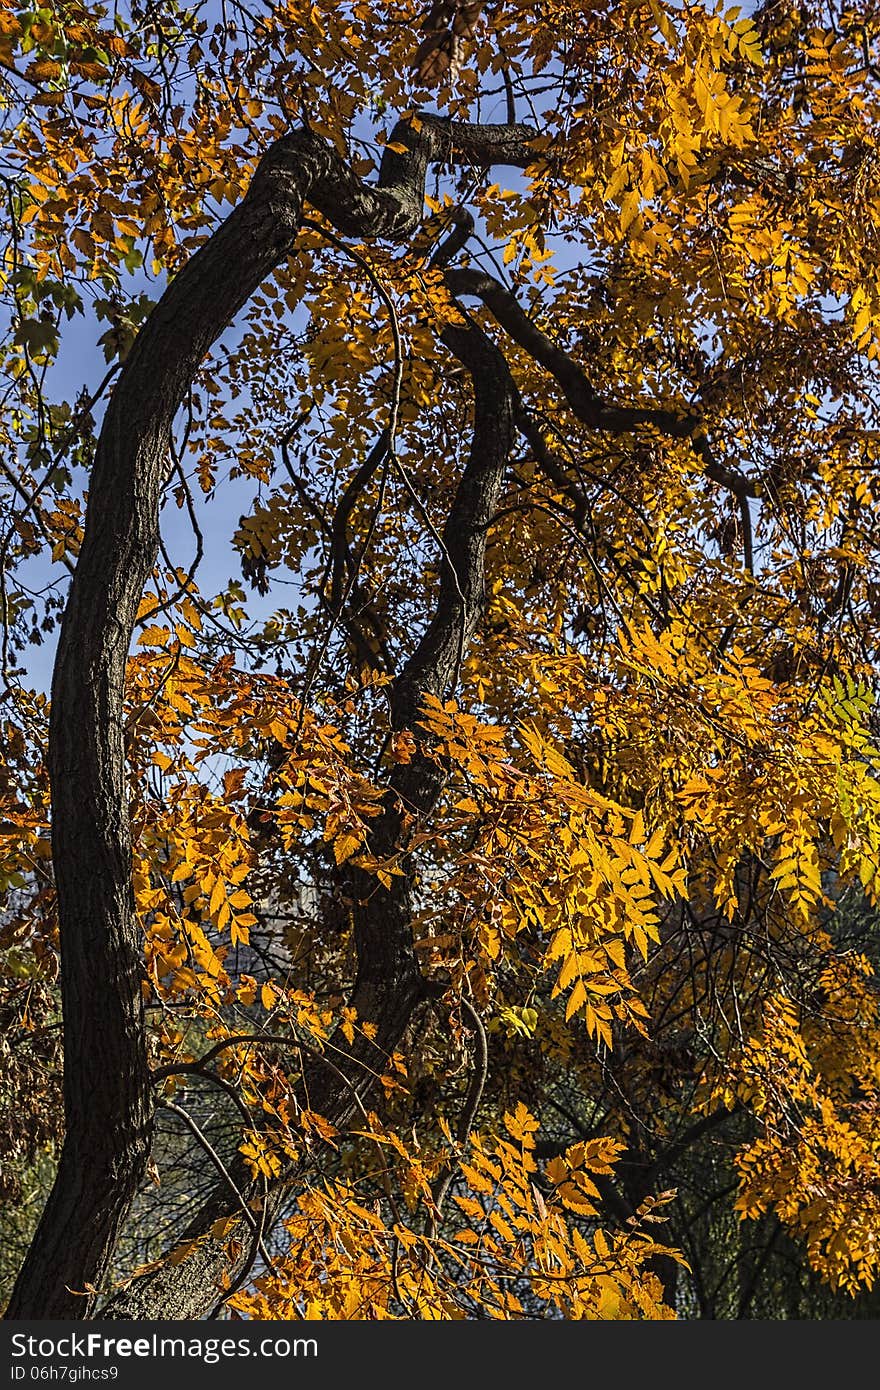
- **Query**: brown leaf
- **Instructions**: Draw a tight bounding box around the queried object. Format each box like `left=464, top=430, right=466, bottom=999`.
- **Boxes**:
left=414, top=31, right=455, bottom=84
left=452, top=2, right=484, bottom=38
left=26, top=59, right=62, bottom=82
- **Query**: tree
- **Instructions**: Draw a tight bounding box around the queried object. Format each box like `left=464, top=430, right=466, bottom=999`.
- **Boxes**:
left=2, top=0, right=880, bottom=1321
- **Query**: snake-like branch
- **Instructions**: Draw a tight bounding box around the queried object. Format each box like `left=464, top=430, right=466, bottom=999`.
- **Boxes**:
left=7, top=112, right=536, bottom=1321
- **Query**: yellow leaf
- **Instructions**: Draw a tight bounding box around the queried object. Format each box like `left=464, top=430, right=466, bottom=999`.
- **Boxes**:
left=333, top=831, right=361, bottom=865
left=137, top=624, right=171, bottom=646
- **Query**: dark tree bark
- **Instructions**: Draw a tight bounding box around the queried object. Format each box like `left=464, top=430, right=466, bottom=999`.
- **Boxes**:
left=6, top=115, right=534, bottom=1321
left=5, top=103, right=762, bottom=1323
left=100, top=291, right=520, bottom=1323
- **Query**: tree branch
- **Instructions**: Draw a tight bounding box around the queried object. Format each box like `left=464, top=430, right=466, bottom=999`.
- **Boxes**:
left=445, top=265, right=758, bottom=500
left=6, top=113, right=536, bottom=1320
left=6, top=113, right=536, bottom=1317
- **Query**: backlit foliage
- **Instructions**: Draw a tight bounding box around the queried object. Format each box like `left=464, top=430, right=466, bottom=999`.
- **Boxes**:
left=3, top=0, right=880, bottom=1317
left=231, top=1105, right=680, bottom=1319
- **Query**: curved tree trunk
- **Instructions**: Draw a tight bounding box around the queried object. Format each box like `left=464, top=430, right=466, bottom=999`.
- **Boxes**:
left=102, top=303, right=519, bottom=1322
left=6, top=117, right=533, bottom=1321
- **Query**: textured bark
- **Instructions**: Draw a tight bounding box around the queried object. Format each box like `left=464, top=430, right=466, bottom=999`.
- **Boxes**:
left=101, top=315, right=519, bottom=1322
left=6, top=115, right=533, bottom=1321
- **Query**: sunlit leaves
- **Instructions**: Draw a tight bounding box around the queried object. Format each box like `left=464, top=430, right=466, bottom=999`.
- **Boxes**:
left=230, top=1105, right=679, bottom=1320
left=725, top=979, right=880, bottom=1294
left=3, top=0, right=880, bottom=1320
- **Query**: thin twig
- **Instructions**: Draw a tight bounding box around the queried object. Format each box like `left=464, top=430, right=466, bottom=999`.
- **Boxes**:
left=161, top=1099, right=274, bottom=1269
left=429, top=996, right=488, bottom=1235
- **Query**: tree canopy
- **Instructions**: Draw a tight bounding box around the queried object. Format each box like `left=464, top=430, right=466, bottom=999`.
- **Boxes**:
left=2, top=0, right=880, bottom=1320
